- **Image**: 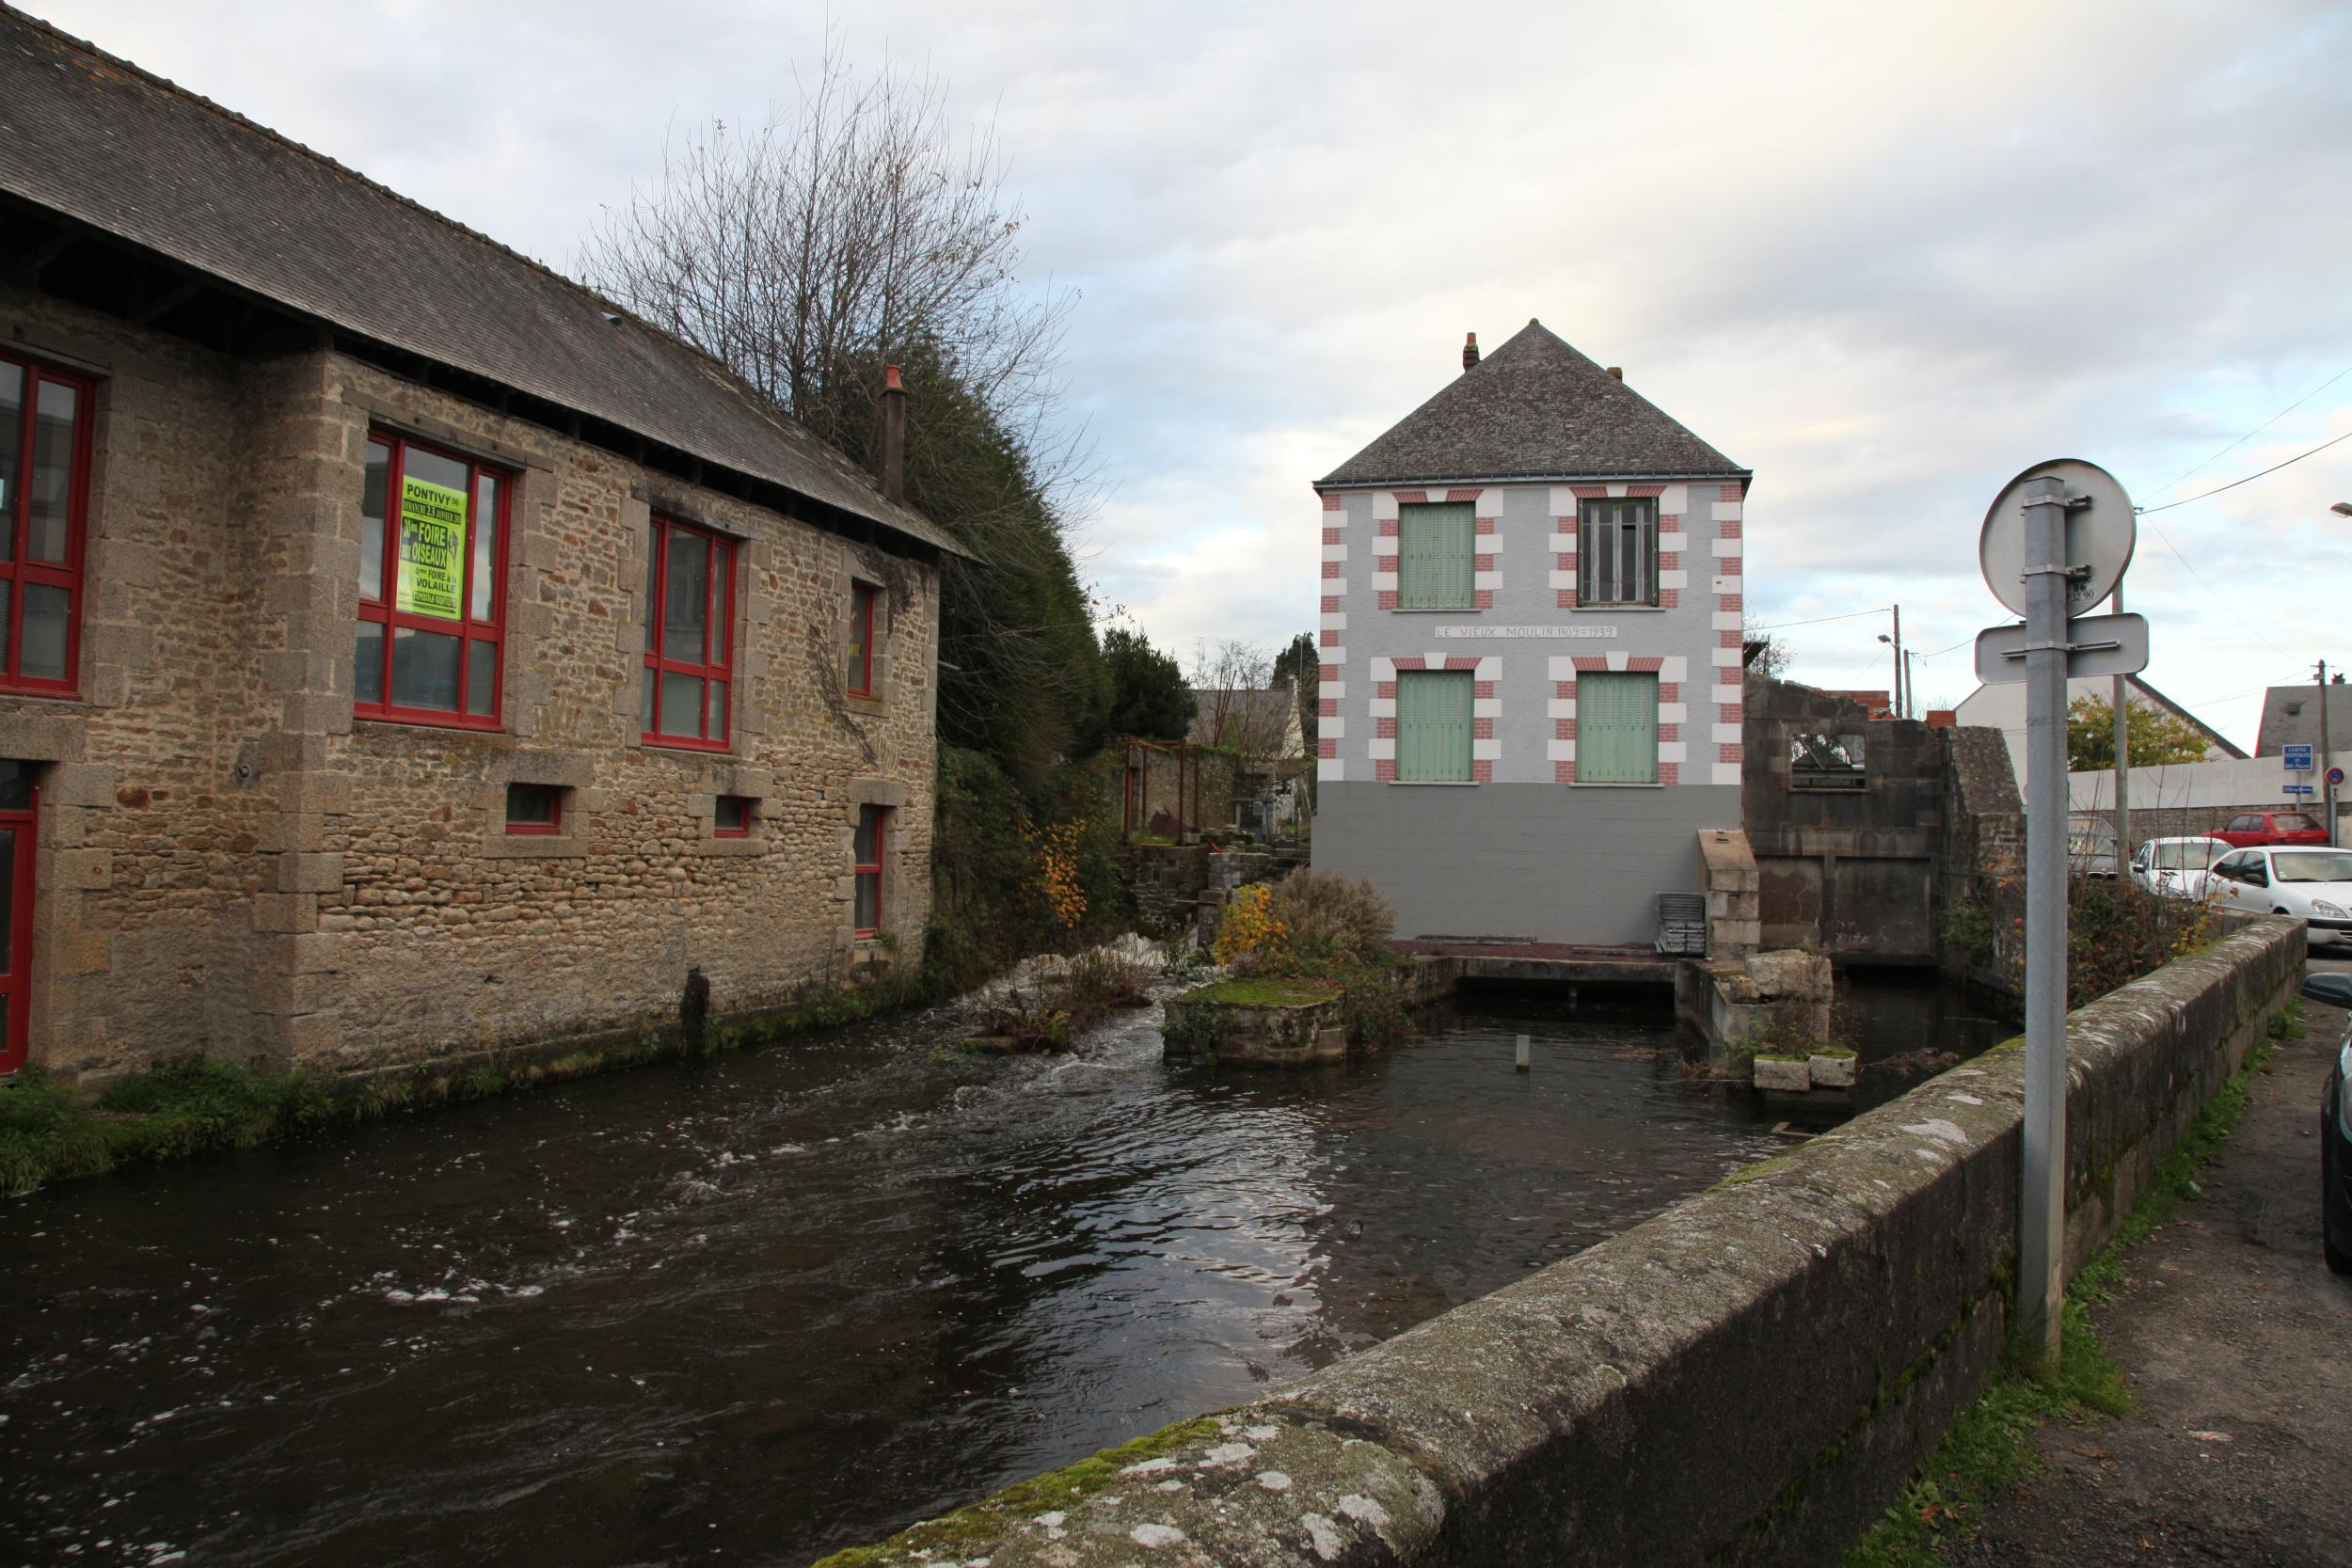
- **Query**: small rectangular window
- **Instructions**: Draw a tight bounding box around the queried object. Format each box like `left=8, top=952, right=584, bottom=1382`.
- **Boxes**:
left=505, top=783, right=562, bottom=835
left=847, top=579, right=878, bottom=696
left=356, top=432, right=510, bottom=727
left=854, top=804, right=886, bottom=935
left=714, top=795, right=755, bottom=837
left=1578, top=499, right=1658, bottom=608
left=1396, top=670, right=1474, bottom=782
left=642, top=516, right=738, bottom=749
left=1397, top=502, right=1474, bottom=610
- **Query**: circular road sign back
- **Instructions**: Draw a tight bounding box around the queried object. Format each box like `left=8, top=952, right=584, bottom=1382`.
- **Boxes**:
left=1979, top=458, right=2137, bottom=619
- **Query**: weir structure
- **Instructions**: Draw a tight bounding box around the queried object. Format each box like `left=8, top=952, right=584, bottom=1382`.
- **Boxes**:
left=818, top=915, right=2304, bottom=1567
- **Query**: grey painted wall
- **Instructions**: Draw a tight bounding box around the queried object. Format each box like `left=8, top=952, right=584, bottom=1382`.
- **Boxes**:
left=1321, top=481, right=1741, bottom=788
left=1316, top=781, right=1738, bottom=945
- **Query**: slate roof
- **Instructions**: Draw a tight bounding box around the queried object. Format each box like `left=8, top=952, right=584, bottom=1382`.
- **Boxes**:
left=0, top=8, right=960, bottom=557
left=2255, top=683, right=2352, bottom=758
left=1318, top=320, right=1748, bottom=488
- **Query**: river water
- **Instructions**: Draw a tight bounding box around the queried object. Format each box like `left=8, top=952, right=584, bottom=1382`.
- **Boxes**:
left=0, top=974, right=2003, bottom=1568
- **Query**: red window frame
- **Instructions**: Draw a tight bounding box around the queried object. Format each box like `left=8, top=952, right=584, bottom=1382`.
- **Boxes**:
left=853, top=804, right=885, bottom=937
left=642, top=515, right=738, bottom=751
left=847, top=579, right=878, bottom=697
left=505, top=783, right=563, bottom=836
left=714, top=795, right=755, bottom=838
left=356, top=432, right=510, bottom=729
left=0, top=350, right=94, bottom=697
left=0, top=764, right=37, bottom=1074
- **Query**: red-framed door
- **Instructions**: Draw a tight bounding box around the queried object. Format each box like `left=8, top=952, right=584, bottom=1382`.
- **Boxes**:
left=0, top=763, right=36, bottom=1074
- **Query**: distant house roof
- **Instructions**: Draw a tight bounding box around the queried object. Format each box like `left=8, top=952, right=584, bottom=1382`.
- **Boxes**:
left=2255, top=682, right=2352, bottom=756
left=1188, top=688, right=1304, bottom=755
left=0, top=7, right=961, bottom=558
left=1317, top=321, right=1749, bottom=489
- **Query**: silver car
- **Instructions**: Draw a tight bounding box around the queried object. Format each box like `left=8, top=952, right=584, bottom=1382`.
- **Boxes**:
left=2130, top=835, right=2230, bottom=901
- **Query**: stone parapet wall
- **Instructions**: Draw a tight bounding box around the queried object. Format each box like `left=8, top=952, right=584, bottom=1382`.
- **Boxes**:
left=821, top=917, right=2302, bottom=1568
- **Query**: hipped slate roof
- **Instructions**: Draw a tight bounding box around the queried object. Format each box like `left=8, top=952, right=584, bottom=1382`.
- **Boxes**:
left=1319, top=320, right=1748, bottom=488
left=0, top=8, right=960, bottom=557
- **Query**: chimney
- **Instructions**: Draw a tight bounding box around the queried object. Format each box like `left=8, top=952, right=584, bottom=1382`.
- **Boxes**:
left=879, top=364, right=907, bottom=503
left=1462, top=331, right=1480, bottom=372
left=1605, top=366, right=1623, bottom=380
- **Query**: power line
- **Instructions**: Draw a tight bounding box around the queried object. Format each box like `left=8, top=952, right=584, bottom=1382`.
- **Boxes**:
left=2137, top=426, right=2352, bottom=515
left=1746, top=605, right=1892, bottom=633
left=2156, top=363, right=2352, bottom=498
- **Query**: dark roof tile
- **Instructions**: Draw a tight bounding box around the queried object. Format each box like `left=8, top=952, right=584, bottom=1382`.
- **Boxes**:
left=1319, top=320, right=1746, bottom=488
left=0, top=7, right=961, bottom=556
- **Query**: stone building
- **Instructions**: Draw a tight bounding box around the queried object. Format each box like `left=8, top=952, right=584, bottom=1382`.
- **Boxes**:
left=0, top=11, right=956, bottom=1082
left=1311, top=322, right=1750, bottom=946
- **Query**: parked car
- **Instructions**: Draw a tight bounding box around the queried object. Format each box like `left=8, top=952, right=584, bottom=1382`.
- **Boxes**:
left=2067, top=815, right=2119, bottom=878
left=2129, top=835, right=2231, bottom=900
left=2203, top=846, right=2352, bottom=947
left=2322, top=1026, right=2352, bottom=1273
left=2212, top=810, right=2328, bottom=848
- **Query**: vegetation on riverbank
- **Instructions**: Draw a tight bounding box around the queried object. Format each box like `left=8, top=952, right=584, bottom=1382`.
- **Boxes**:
left=1841, top=1000, right=2301, bottom=1566
left=1208, top=870, right=1415, bottom=1047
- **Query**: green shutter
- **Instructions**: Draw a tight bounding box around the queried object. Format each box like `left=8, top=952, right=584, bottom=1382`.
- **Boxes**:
left=1578, top=672, right=1659, bottom=784
left=1398, top=670, right=1473, bottom=781
left=1399, top=503, right=1473, bottom=610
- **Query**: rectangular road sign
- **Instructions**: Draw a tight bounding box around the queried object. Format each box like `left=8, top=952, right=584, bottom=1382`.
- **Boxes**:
left=2284, top=744, right=2314, bottom=772
left=2284, top=783, right=2315, bottom=795
left=1974, top=612, right=2150, bottom=685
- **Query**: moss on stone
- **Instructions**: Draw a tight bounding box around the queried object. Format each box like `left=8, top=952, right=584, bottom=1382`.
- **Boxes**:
left=809, top=1416, right=1224, bottom=1566
left=1181, top=978, right=1340, bottom=1007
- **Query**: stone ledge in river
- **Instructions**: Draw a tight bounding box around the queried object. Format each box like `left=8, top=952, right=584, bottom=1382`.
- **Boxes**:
left=1162, top=979, right=1346, bottom=1067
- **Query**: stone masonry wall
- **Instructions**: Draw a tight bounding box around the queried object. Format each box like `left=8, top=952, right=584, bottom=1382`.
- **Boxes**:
left=0, top=286, right=941, bottom=1081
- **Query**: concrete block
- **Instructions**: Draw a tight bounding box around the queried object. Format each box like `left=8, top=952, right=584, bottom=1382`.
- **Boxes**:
left=250, top=893, right=321, bottom=934
left=1745, top=949, right=1830, bottom=998
left=276, top=851, right=345, bottom=895
left=1752, top=1054, right=1811, bottom=1091
left=52, top=847, right=113, bottom=890
left=47, top=762, right=117, bottom=808
left=1809, top=1052, right=1857, bottom=1089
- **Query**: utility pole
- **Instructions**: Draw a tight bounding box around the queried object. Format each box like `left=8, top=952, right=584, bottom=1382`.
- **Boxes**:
left=2323, top=657, right=2337, bottom=847
left=1893, top=604, right=1904, bottom=718
left=2111, top=581, right=2130, bottom=869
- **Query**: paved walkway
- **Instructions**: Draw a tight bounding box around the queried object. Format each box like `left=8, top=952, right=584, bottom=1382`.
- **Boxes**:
left=1946, top=953, right=2352, bottom=1566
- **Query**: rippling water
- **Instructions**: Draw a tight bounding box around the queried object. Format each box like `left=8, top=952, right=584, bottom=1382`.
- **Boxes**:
left=0, top=979, right=1979, bottom=1567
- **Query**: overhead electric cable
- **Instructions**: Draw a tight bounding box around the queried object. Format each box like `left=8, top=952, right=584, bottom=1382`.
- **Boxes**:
left=2137, top=427, right=2352, bottom=515
left=2155, top=363, right=2352, bottom=497
left=1745, top=605, right=1893, bottom=633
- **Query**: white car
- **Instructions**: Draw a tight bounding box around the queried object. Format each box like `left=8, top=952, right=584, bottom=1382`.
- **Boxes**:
left=2130, top=835, right=2231, bottom=900
left=2205, top=845, right=2352, bottom=947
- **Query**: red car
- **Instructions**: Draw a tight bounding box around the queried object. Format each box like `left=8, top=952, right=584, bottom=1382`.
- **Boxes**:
left=2213, top=810, right=2329, bottom=848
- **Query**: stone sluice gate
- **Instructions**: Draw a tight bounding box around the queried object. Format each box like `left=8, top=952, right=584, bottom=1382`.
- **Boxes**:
left=819, top=918, right=2303, bottom=1567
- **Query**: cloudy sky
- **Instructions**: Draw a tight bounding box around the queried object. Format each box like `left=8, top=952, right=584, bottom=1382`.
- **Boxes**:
left=32, top=0, right=2352, bottom=747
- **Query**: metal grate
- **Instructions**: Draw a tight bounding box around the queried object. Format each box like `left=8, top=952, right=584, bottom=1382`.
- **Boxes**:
left=1655, top=892, right=1708, bottom=957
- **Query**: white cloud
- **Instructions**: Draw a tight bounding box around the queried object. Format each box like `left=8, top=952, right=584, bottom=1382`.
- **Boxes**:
left=32, top=0, right=2352, bottom=747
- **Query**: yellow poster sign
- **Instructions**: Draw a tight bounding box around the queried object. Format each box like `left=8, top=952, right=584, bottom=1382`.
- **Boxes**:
left=397, top=475, right=468, bottom=620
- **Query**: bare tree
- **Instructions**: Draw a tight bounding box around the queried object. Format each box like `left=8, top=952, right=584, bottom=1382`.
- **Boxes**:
left=578, top=40, right=1107, bottom=780
left=578, top=40, right=1076, bottom=479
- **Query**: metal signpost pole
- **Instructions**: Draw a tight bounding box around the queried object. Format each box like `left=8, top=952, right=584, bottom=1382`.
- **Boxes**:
left=2020, top=475, right=2072, bottom=1370
left=2322, top=658, right=2337, bottom=847
left=2112, top=581, right=2130, bottom=867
